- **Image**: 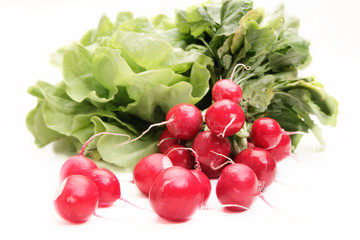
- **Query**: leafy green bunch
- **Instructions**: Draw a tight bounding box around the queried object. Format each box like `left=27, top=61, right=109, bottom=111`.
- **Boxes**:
left=26, top=0, right=338, bottom=169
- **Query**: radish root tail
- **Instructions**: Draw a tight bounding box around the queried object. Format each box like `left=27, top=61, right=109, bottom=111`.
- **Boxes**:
left=165, top=147, right=201, bottom=171
left=209, top=151, right=234, bottom=170
left=217, top=116, right=236, bottom=138
left=114, top=118, right=174, bottom=149
left=230, top=63, right=251, bottom=81
left=79, top=132, right=131, bottom=156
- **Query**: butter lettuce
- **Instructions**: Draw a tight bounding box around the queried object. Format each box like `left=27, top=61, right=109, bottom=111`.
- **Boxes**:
left=27, top=12, right=212, bottom=170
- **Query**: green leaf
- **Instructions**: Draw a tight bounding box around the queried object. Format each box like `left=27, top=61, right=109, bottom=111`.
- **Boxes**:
left=216, top=0, right=253, bottom=37
left=174, top=9, right=191, bottom=34
left=63, top=43, right=115, bottom=103
left=231, top=7, right=264, bottom=53
left=80, top=15, right=114, bottom=46
left=151, top=14, right=176, bottom=30
left=111, top=31, right=180, bottom=71
left=30, top=81, right=96, bottom=134
left=274, top=77, right=338, bottom=127
left=114, top=12, right=134, bottom=29
left=242, top=75, right=275, bottom=113
left=189, top=54, right=213, bottom=99
left=125, top=69, right=189, bottom=101
left=263, top=77, right=339, bottom=146
left=28, top=81, right=139, bottom=144
left=244, top=20, right=277, bottom=53
left=117, top=16, right=156, bottom=34
left=123, top=82, right=194, bottom=123
left=26, top=101, right=64, bottom=147
left=92, top=117, right=159, bottom=170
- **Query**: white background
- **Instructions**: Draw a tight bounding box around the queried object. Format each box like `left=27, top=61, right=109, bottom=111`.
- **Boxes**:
left=1, top=0, right=359, bottom=239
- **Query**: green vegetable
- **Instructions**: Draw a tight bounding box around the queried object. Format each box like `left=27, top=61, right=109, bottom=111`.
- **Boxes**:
left=26, top=0, right=338, bottom=169
left=173, top=1, right=337, bottom=149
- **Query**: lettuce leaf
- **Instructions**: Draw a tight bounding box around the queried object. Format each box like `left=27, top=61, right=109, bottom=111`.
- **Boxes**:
left=27, top=12, right=212, bottom=169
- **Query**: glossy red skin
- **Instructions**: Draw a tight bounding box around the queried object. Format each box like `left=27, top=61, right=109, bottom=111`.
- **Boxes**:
left=234, top=147, right=277, bottom=190
left=133, top=153, right=172, bottom=196
left=87, top=168, right=121, bottom=207
left=158, top=129, right=180, bottom=153
left=166, top=103, right=203, bottom=141
left=54, top=175, right=99, bottom=223
left=190, top=169, right=212, bottom=204
left=212, top=79, right=243, bottom=103
left=59, top=155, right=98, bottom=182
left=247, top=141, right=255, bottom=148
left=205, top=99, right=245, bottom=138
left=268, top=134, right=291, bottom=162
left=250, top=118, right=282, bottom=149
left=149, top=167, right=203, bottom=221
left=216, top=163, right=259, bottom=211
left=164, top=144, right=195, bottom=169
left=191, top=131, right=231, bottom=176
left=199, top=162, right=227, bottom=179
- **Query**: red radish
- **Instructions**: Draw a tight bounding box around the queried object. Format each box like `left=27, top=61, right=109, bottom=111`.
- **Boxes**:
left=158, top=129, right=180, bottom=153
left=205, top=99, right=245, bottom=138
left=87, top=168, right=121, bottom=207
left=149, top=166, right=203, bottom=221
left=212, top=79, right=243, bottom=103
left=133, top=153, right=173, bottom=196
left=212, top=63, right=249, bottom=103
left=199, top=162, right=227, bottom=179
left=164, top=144, right=196, bottom=169
left=190, top=169, right=211, bottom=204
left=59, top=155, right=97, bottom=182
left=268, top=134, right=292, bottom=162
left=59, top=131, right=132, bottom=182
left=54, top=175, right=99, bottom=223
left=191, top=131, right=231, bottom=178
left=250, top=117, right=282, bottom=149
left=234, top=147, right=277, bottom=190
left=247, top=141, right=255, bottom=148
left=216, top=163, right=259, bottom=211
left=166, top=103, right=203, bottom=141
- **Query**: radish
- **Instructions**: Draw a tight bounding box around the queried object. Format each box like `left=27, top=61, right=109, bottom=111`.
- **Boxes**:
left=164, top=144, right=196, bottom=169
left=216, top=163, right=259, bottom=211
left=59, top=155, right=98, bottom=182
left=133, top=153, right=173, bottom=196
left=205, top=99, right=245, bottom=138
left=190, top=169, right=211, bottom=205
left=166, top=103, right=203, bottom=141
left=54, top=175, right=99, bottom=223
left=158, top=128, right=180, bottom=153
left=212, top=63, right=250, bottom=103
left=199, top=162, right=227, bottom=179
left=247, top=141, right=255, bottom=148
left=59, top=131, right=132, bottom=182
left=191, top=131, right=231, bottom=178
left=250, top=117, right=283, bottom=149
left=268, top=133, right=292, bottom=162
left=234, top=147, right=277, bottom=190
left=149, top=166, right=203, bottom=221
left=212, top=80, right=242, bottom=103
left=87, top=168, right=121, bottom=207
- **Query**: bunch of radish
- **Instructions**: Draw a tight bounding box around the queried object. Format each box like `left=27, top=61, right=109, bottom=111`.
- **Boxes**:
left=54, top=133, right=132, bottom=223
left=130, top=64, right=295, bottom=221
left=53, top=64, right=296, bottom=223
left=54, top=154, right=121, bottom=223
